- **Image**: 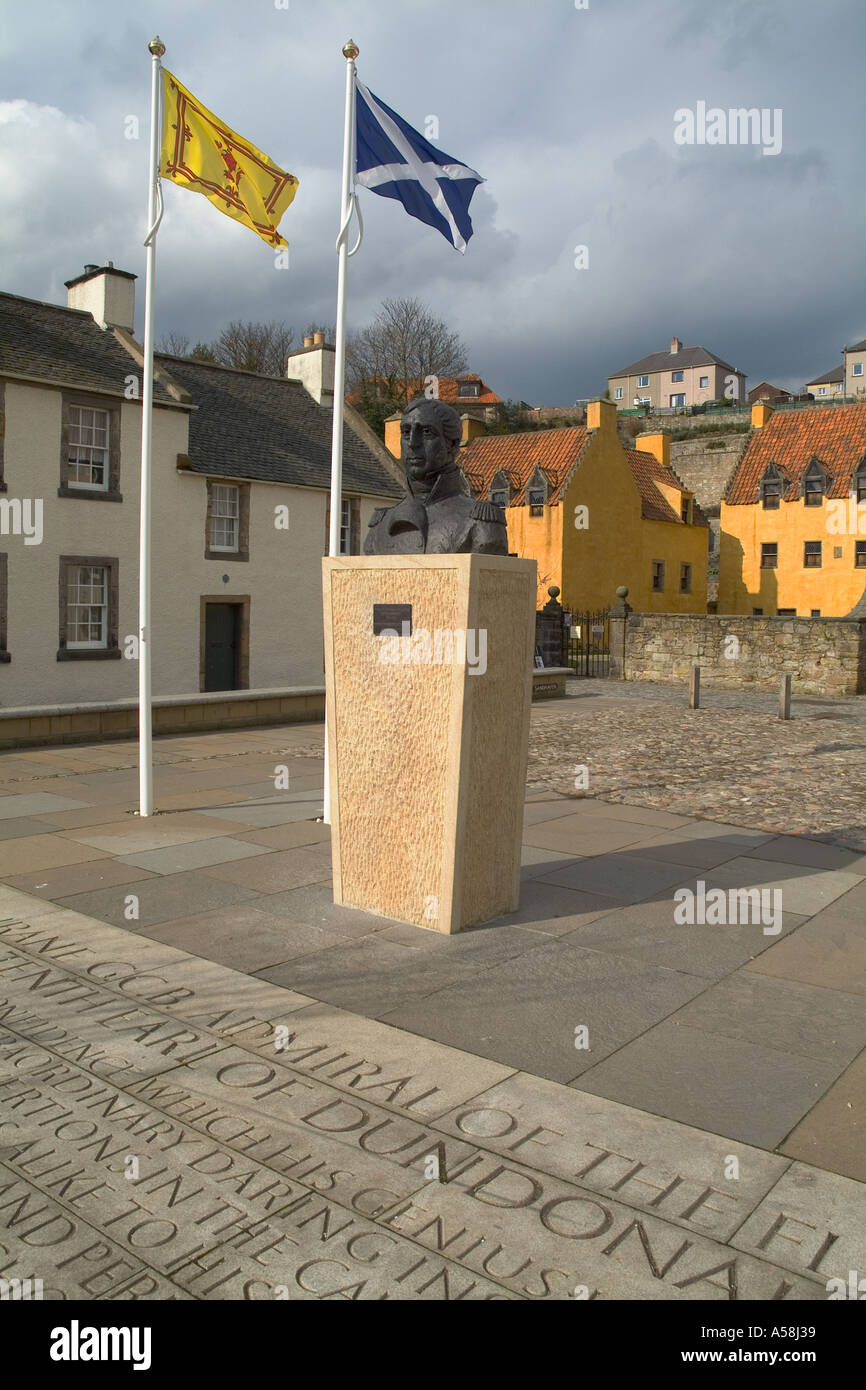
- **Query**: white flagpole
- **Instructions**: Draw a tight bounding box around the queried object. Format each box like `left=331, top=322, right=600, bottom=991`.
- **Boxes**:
left=138, top=35, right=165, bottom=817
left=324, top=38, right=360, bottom=826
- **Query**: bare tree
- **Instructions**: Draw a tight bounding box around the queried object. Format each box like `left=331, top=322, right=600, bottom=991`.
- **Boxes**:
left=212, top=320, right=295, bottom=376
left=157, top=331, right=190, bottom=356
left=346, top=297, right=468, bottom=401
left=303, top=321, right=336, bottom=344
left=190, top=342, right=218, bottom=363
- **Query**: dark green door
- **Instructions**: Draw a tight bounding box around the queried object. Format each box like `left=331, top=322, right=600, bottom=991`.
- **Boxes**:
left=204, top=603, right=241, bottom=691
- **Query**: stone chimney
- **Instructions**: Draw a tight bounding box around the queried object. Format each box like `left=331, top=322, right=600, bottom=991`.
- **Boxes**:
left=286, top=336, right=335, bottom=404
left=461, top=414, right=488, bottom=445
left=65, top=263, right=136, bottom=332
left=384, top=414, right=402, bottom=460
left=586, top=398, right=616, bottom=434
left=635, top=432, right=670, bottom=468
left=670, top=336, right=682, bottom=354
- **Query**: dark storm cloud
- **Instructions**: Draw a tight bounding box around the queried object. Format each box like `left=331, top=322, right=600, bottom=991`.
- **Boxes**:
left=1, top=0, right=863, bottom=403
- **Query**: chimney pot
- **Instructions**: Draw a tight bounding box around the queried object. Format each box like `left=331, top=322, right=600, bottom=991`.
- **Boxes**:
left=84, top=264, right=99, bottom=274
left=303, top=336, right=313, bottom=348
left=313, top=332, right=325, bottom=346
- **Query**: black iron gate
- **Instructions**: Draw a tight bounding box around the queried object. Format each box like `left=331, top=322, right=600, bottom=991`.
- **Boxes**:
left=564, top=608, right=610, bottom=677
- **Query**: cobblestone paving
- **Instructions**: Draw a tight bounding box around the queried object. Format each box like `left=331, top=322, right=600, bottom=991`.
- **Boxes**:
left=530, top=681, right=866, bottom=850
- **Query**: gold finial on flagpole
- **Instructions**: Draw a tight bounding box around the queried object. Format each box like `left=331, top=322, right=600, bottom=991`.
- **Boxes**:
left=342, top=40, right=359, bottom=60
left=149, top=36, right=166, bottom=57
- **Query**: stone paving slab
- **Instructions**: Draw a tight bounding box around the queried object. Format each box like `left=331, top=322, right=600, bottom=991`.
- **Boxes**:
left=0, top=893, right=856, bottom=1302
left=55, top=871, right=260, bottom=930
left=0, top=834, right=111, bottom=875
left=563, top=897, right=807, bottom=978
left=746, top=888, right=866, bottom=996
left=668, top=971, right=866, bottom=1068
left=0, top=793, right=91, bottom=818
left=779, top=1050, right=866, bottom=1182
left=575, top=1022, right=843, bottom=1150
left=4, top=859, right=158, bottom=901
left=118, top=837, right=271, bottom=875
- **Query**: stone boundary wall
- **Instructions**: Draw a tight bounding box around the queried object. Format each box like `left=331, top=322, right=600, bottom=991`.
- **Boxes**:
left=669, top=434, right=746, bottom=513
left=609, top=613, right=866, bottom=696
left=0, top=686, right=325, bottom=750
left=621, top=409, right=751, bottom=436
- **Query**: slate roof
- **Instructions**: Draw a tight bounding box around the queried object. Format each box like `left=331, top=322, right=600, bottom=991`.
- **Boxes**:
left=846, top=339, right=866, bottom=353
left=807, top=365, right=844, bottom=385
left=0, top=291, right=175, bottom=401
left=459, top=426, right=707, bottom=526
left=725, top=404, right=866, bottom=505
left=610, top=344, right=738, bottom=377
left=156, top=354, right=399, bottom=496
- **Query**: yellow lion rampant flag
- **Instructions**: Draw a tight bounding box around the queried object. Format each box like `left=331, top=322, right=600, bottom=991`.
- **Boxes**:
left=159, top=69, right=298, bottom=248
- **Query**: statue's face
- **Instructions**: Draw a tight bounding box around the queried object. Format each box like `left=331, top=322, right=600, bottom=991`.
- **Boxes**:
left=401, top=405, right=456, bottom=486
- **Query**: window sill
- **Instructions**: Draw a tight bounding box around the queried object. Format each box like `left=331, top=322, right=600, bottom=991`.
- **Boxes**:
left=57, top=487, right=123, bottom=503
left=57, top=648, right=122, bottom=661
left=205, top=550, right=249, bottom=563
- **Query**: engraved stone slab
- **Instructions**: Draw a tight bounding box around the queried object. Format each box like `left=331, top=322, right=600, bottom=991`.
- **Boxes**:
left=0, top=890, right=864, bottom=1301
left=431, top=1071, right=791, bottom=1243
left=730, top=1162, right=866, bottom=1287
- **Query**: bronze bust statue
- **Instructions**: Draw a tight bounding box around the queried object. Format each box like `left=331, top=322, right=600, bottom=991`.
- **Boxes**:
left=364, top=398, right=508, bottom=555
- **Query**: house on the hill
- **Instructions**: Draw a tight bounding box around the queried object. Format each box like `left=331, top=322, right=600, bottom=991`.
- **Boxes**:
left=719, top=401, right=866, bottom=616
left=747, top=382, right=791, bottom=405
left=845, top=340, right=866, bottom=398
left=608, top=336, right=746, bottom=412
left=452, top=399, right=710, bottom=611
left=806, top=365, right=845, bottom=399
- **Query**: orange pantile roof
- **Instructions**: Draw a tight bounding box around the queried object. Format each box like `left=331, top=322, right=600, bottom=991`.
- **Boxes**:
left=459, top=427, right=588, bottom=505
left=435, top=374, right=502, bottom=406
left=725, top=404, right=866, bottom=504
left=459, top=427, right=706, bottom=525
left=347, top=373, right=501, bottom=408
left=625, top=448, right=687, bottom=524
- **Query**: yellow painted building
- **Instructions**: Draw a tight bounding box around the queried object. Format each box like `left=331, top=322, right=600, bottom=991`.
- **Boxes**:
left=386, top=399, right=710, bottom=611
left=719, top=402, right=866, bottom=616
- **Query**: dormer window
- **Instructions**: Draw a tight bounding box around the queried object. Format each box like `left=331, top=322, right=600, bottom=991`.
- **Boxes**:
left=458, top=382, right=481, bottom=398
left=803, top=458, right=826, bottom=507
left=527, top=465, right=548, bottom=517
left=761, top=464, right=783, bottom=510
left=489, top=470, right=510, bottom=509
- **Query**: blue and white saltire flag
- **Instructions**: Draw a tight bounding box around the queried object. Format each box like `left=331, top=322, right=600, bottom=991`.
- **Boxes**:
left=354, top=80, right=484, bottom=254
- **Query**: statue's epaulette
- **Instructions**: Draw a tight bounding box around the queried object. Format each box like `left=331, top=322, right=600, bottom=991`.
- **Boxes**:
left=470, top=499, right=505, bottom=524
left=368, top=507, right=389, bottom=527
